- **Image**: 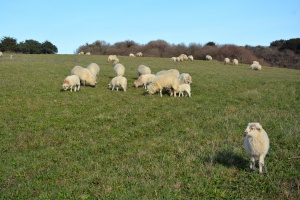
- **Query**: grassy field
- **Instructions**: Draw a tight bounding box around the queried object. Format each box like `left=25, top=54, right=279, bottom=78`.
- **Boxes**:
left=0, top=54, right=299, bottom=199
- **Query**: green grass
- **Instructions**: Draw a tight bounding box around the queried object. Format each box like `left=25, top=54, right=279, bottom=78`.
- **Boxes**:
left=0, top=54, right=299, bottom=199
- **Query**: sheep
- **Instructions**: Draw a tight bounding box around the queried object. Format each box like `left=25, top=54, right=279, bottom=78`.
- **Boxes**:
left=78, top=51, right=84, bottom=55
left=71, top=66, right=97, bottom=86
left=251, top=64, right=262, bottom=70
left=244, top=122, right=270, bottom=174
left=224, top=58, right=230, bottom=65
left=108, top=55, right=119, bottom=63
left=136, top=52, right=143, bottom=57
left=176, top=57, right=181, bottom=62
left=156, top=69, right=180, bottom=78
left=129, top=53, right=135, bottom=57
left=134, top=74, right=156, bottom=89
left=61, top=75, right=80, bottom=92
left=179, top=54, right=188, bottom=61
left=170, top=57, right=177, bottom=62
left=147, top=75, right=179, bottom=97
left=177, top=84, right=191, bottom=97
left=108, top=76, right=127, bottom=91
left=206, top=55, right=212, bottom=61
left=114, top=63, right=125, bottom=76
left=188, top=55, right=194, bottom=61
left=178, top=73, right=192, bottom=84
left=85, top=52, right=91, bottom=55
left=137, top=65, right=151, bottom=76
left=253, top=61, right=259, bottom=65
left=232, top=59, right=238, bottom=65
left=0, top=51, right=3, bottom=58
left=87, top=63, right=100, bottom=78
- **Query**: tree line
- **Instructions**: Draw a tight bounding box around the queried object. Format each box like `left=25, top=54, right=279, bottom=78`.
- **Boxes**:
left=0, top=36, right=58, bottom=54
left=76, top=38, right=300, bottom=69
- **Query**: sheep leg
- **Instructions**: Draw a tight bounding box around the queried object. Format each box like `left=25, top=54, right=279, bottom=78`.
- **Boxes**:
left=70, top=86, right=73, bottom=92
left=259, top=155, right=265, bottom=174
left=160, top=89, right=162, bottom=97
left=77, top=85, right=80, bottom=91
left=250, top=156, right=255, bottom=172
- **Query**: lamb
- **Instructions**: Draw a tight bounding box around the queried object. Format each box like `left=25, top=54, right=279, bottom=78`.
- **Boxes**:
left=224, top=58, right=230, bottom=65
left=71, top=66, right=97, bottom=86
left=147, top=75, right=179, bottom=97
left=108, top=76, right=127, bottom=91
left=179, top=73, right=192, bottom=84
left=177, top=84, right=191, bottom=97
left=232, top=59, right=238, bottom=65
left=129, top=53, right=135, bottom=57
left=134, top=74, right=156, bottom=88
left=244, top=122, right=270, bottom=174
left=137, top=65, right=151, bottom=76
left=206, top=55, right=212, bottom=61
left=108, top=55, right=119, bottom=63
left=251, top=64, right=262, bottom=70
left=87, top=63, right=100, bottom=78
left=156, top=69, right=180, bottom=78
left=0, top=51, right=3, bottom=58
left=188, top=55, right=194, bottom=61
left=114, top=63, right=125, bottom=76
left=136, top=52, right=143, bottom=57
left=61, top=75, right=80, bottom=92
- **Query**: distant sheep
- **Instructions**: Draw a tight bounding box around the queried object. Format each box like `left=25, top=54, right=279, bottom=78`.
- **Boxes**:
left=224, top=58, right=230, bottom=65
left=232, top=59, right=238, bottom=65
left=179, top=73, right=192, bottom=84
left=85, top=52, right=91, bottom=55
left=156, top=69, right=180, bottom=78
left=71, top=66, right=97, bottom=86
left=136, top=52, right=143, bottom=57
left=0, top=51, right=3, bottom=58
left=87, top=63, right=100, bottom=78
left=170, top=57, right=177, bottom=62
left=177, top=84, right=191, bottom=97
left=206, top=55, right=212, bottom=61
left=137, top=65, right=151, bottom=76
left=251, top=64, right=262, bottom=70
left=114, top=63, right=125, bottom=76
left=108, top=55, right=119, bottom=63
left=78, top=51, right=84, bottom=55
left=61, top=75, right=80, bottom=92
left=129, top=53, right=135, bottom=57
left=176, top=57, right=181, bottom=62
left=244, top=122, right=270, bottom=174
left=179, top=54, right=188, bottom=61
left=134, top=74, right=156, bottom=88
left=147, top=75, right=179, bottom=97
left=108, top=76, right=127, bottom=91
left=188, top=55, right=194, bottom=61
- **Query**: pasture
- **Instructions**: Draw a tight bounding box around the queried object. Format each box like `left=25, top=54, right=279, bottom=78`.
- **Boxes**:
left=0, top=54, right=299, bottom=199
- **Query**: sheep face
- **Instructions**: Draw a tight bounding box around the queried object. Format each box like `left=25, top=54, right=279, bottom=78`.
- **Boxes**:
left=147, top=84, right=156, bottom=94
left=244, top=123, right=263, bottom=137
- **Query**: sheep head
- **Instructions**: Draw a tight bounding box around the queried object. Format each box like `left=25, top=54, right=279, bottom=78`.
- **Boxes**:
left=244, top=122, right=263, bottom=137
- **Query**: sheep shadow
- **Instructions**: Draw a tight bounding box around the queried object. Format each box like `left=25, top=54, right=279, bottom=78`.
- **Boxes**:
left=208, top=150, right=249, bottom=170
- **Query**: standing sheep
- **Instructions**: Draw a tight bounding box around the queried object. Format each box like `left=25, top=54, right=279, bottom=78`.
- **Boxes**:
left=129, top=53, right=135, bottom=57
left=87, top=63, right=100, bottom=78
left=147, top=75, right=179, bottom=97
left=251, top=64, right=262, bottom=70
left=108, top=76, right=127, bottom=91
left=71, top=66, right=97, bottom=86
left=0, top=51, right=3, bottom=58
left=206, top=55, right=212, bottom=61
left=156, top=69, right=180, bottom=78
left=137, top=65, right=151, bottom=76
left=188, top=55, right=194, bottom=61
left=244, top=122, right=270, bottom=174
left=134, top=74, right=156, bottom=89
left=232, top=59, right=238, bottom=65
left=224, top=58, right=230, bottom=65
left=136, top=52, right=143, bottom=57
left=179, top=73, right=192, bottom=84
left=177, top=84, right=191, bottom=97
left=85, top=52, right=91, bottom=55
left=170, top=57, right=177, bottom=62
left=114, top=63, right=125, bottom=76
left=61, top=75, right=81, bottom=92
left=108, top=55, right=119, bottom=63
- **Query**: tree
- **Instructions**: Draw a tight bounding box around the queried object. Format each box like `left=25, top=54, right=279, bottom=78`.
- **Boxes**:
left=41, top=40, right=58, bottom=54
left=18, top=39, right=41, bottom=54
left=205, top=41, right=216, bottom=46
left=0, top=36, right=18, bottom=52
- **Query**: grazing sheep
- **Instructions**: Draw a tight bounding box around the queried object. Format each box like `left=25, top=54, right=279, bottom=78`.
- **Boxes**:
left=147, top=75, right=179, bottom=97
left=177, top=84, right=191, bottom=97
left=253, top=61, right=259, bottom=65
left=136, top=52, right=143, bottom=57
left=108, top=76, right=127, bottom=91
left=156, top=69, right=180, bottom=78
left=224, top=58, right=230, bottom=65
left=251, top=64, right=262, bottom=70
left=179, top=73, right=192, bottom=84
left=206, top=55, right=212, bottom=61
left=78, top=51, right=84, bottom=55
left=176, top=57, right=181, bottom=62
left=137, top=65, right=151, bottom=76
left=71, top=66, right=97, bottom=86
left=179, top=54, right=188, bottom=61
left=129, top=53, right=135, bottom=57
left=232, top=59, right=238, bottom=65
left=114, top=63, right=125, bottom=76
left=87, top=63, right=100, bottom=78
left=61, top=75, right=80, bottom=92
left=170, top=57, right=177, bottom=62
left=0, top=51, right=3, bottom=58
left=134, top=74, right=156, bottom=89
left=188, top=55, right=194, bottom=61
left=108, top=55, right=119, bottom=63
left=244, top=122, right=270, bottom=174
left=85, top=52, right=91, bottom=55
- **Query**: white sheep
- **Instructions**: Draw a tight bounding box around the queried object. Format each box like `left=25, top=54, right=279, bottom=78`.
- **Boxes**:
left=224, top=58, right=230, bottom=65
left=251, top=64, right=262, bottom=70
left=147, top=75, right=179, bottom=97
left=87, top=63, right=100, bottom=77
left=78, top=51, right=84, bottom=55
left=156, top=69, right=180, bottom=78
left=137, top=65, right=151, bottom=76
left=177, top=84, right=191, bottom=97
left=134, top=74, right=156, bottom=88
left=114, top=63, right=125, bottom=76
left=108, top=76, right=127, bottom=91
left=232, top=59, right=238, bottom=65
left=206, top=55, right=212, bottom=61
left=129, top=53, right=135, bottom=57
left=136, top=52, right=143, bottom=57
left=244, top=122, right=270, bottom=174
left=253, top=61, right=259, bottom=65
left=176, top=57, right=181, bottom=62
left=61, top=75, right=80, bottom=92
left=188, top=55, right=194, bottom=61
left=178, top=73, right=192, bottom=84
left=179, top=54, right=188, bottom=61
left=108, top=55, right=119, bottom=63
left=170, top=57, right=177, bottom=62
left=0, top=51, right=3, bottom=58
left=85, top=52, right=91, bottom=55
left=71, top=66, right=97, bottom=86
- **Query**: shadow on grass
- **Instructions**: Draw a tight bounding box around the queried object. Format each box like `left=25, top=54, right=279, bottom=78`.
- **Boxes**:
left=212, top=150, right=249, bottom=170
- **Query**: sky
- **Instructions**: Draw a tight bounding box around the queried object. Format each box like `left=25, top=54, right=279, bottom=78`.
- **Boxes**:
left=1, top=0, right=299, bottom=54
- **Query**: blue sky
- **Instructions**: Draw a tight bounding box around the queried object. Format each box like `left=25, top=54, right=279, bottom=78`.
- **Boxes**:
left=1, top=0, right=299, bottom=54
